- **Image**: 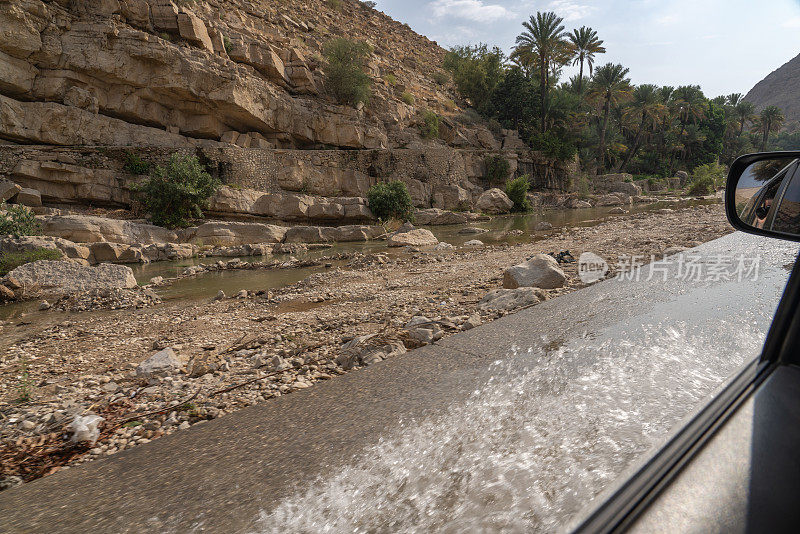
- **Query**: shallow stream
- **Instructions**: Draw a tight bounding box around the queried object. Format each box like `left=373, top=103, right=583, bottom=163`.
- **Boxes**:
left=129, top=199, right=716, bottom=301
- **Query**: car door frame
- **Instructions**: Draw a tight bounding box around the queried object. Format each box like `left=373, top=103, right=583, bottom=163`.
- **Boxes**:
left=572, top=151, right=800, bottom=533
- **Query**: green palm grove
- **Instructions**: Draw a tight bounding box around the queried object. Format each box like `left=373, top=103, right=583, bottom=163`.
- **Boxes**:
left=442, top=10, right=793, bottom=188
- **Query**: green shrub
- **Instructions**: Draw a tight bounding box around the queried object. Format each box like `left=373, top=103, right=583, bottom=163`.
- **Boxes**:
left=0, top=248, right=63, bottom=276
left=223, top=35, right=232, bottom=54
left=529, top=131, right=577, bottom=162
left=367, top=181, right=414, bottom=221
left=322, top=38, right=372, bottom=107
left=384, top=74, right=397, bottom=86
left=505, top=174, right=531, bottom=212
left=400, top=91, right=415, bottom=105
left=686, top=174, right=715, bottom=196
left=134, top=154, right=220, bottom=228
left=361, top=0, right=377, bottom=7
left=570, top=174, right=592, bottom=199
left=327, top=0, right=341, bottom=9
left=442, top=44, right=504, bottom=115
left=432, top=71, right=449, bottom=85
left=484, top=154, right=510, bottom=185
left=686, top=161, right=726, bottom=196
left=690, top=160, right=726, bottom=191
left=123, top=152, right=151, bottom=175
left=420, top=111, right=440, bottom=139
left=0, top=204, right=41, bottom=237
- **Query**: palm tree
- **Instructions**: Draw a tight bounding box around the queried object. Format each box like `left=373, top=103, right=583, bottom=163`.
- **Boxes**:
left=589, top=63, right=631, bottom=171
left=567, top=26, right=605, bottom=94
left=758, top=105, right=785, bottom=150
left=619, top=84, right=662, bottom=171
left=734, top=100, right=756, bottom=137
left=672, top=85, right=707, bottom=128
left=726, top=93, right=744, bottom=107
left=515, top=11, right=567, bottom=133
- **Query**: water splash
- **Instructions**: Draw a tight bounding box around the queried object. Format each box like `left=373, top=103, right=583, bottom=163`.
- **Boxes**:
left=254, top=321, right=764, bottom=533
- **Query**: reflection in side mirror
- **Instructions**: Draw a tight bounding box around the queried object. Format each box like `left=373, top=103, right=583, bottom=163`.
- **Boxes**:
left=726, top=152, right=800, bottom=242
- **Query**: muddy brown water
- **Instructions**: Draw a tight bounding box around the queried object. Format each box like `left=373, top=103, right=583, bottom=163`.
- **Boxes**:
left=132, top=199, right=716, bottom=300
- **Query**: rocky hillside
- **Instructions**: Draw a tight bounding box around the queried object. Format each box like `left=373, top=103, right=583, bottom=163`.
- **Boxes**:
left=745, top=52, right=800, bottom=130
left=0, top=0, right=508, bottom=150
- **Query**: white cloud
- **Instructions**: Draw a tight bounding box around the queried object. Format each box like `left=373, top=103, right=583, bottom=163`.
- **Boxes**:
left=782, top=16, right=800, bottom=28
left=654, top=13, right=679, bottom=25
left=546, top=0, right=596, bottom=21
left=429, top=0, right=514, bottom=22
left=430, top=25, right=482, bottom=46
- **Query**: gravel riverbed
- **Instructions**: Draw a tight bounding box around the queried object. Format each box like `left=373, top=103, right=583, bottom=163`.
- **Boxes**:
left=0, top=204, right=731, bottom=485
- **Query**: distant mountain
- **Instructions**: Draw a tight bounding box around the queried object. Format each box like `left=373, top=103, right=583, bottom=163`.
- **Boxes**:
left=745, top=53, right=800, bottom=130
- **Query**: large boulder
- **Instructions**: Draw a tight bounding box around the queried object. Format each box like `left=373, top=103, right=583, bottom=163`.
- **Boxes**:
left=141, top=243, right=194, bottom=262
left=387, top=228, right=438, bottom=247
left=478, top=287, right=547, bottom=311
left=283, top=225, right=336, bottom=243
left=89, top=242, right=142, bottom=264
left=413, top=208, right=468, bottom=226
left=8, top=260, right=137, bottom=298
left=136, top=348, right=183, bottom=377
left=336, top=334, right=406, bottom=370
left=594, top=193, right=632, bottom=207
left=0, top=236, right=65, bottom=258
left=333, top=225, right=384, bottom=242
left=0, top=181, right=21, bottom=202
left=432, top=184, right=472, bottom=211
left=40, top=215, right=178, bottom=244
left=0, top=235, right=91, bottom=263
left=476, top=188, right=513, bottom=214
left=15, top=187, right=41, bottom=207
left=569, top=199, right=592, bottom=209
left=177, top=11, right=214, bottom=53
left=503, top=254, right=567, bottom=289
left=608, top=181, right=642, bottom=197
left=181, top=221, right=287, bottom=246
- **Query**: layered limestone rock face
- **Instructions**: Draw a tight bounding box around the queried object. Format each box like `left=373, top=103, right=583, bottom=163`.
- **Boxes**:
left=0, top=146, right=575, bottom=221
left=0, top=0, right=582, bottom=230
left=0, top=0, right=507, bottom=151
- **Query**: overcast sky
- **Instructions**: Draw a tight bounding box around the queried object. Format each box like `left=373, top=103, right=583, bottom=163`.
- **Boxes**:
left=373, top=0, right=800, bottom=97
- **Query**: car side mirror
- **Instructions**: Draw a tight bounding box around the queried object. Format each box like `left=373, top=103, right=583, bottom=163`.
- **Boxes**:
left=726, top=151, right=800, bottom=242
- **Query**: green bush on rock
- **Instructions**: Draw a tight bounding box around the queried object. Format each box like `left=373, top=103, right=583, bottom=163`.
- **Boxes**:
left=123, top=152, right=151, bottom=175
left=135, top=154, right=220, bottom=228
left=484, top=154, right=510, bottom=185
left=367, top=181, right=414, bottom=222
left=421, top=111, right=440, bottom=139
left=322, top=38, right=372, bottom=107
left=0, top=203, right=41, bottom=237
left=505, top=174, right=532, bottom=212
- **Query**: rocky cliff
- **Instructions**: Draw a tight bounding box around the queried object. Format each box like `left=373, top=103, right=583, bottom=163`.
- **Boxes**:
left=0, top=0, right=506, bottom=149
left=745, top=52, right=800, bottom=130
left=0, top=0, right=574, bottom=224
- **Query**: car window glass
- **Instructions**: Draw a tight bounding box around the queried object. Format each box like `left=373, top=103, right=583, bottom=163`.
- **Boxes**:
left=771, top=163, right=800, bottom=234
